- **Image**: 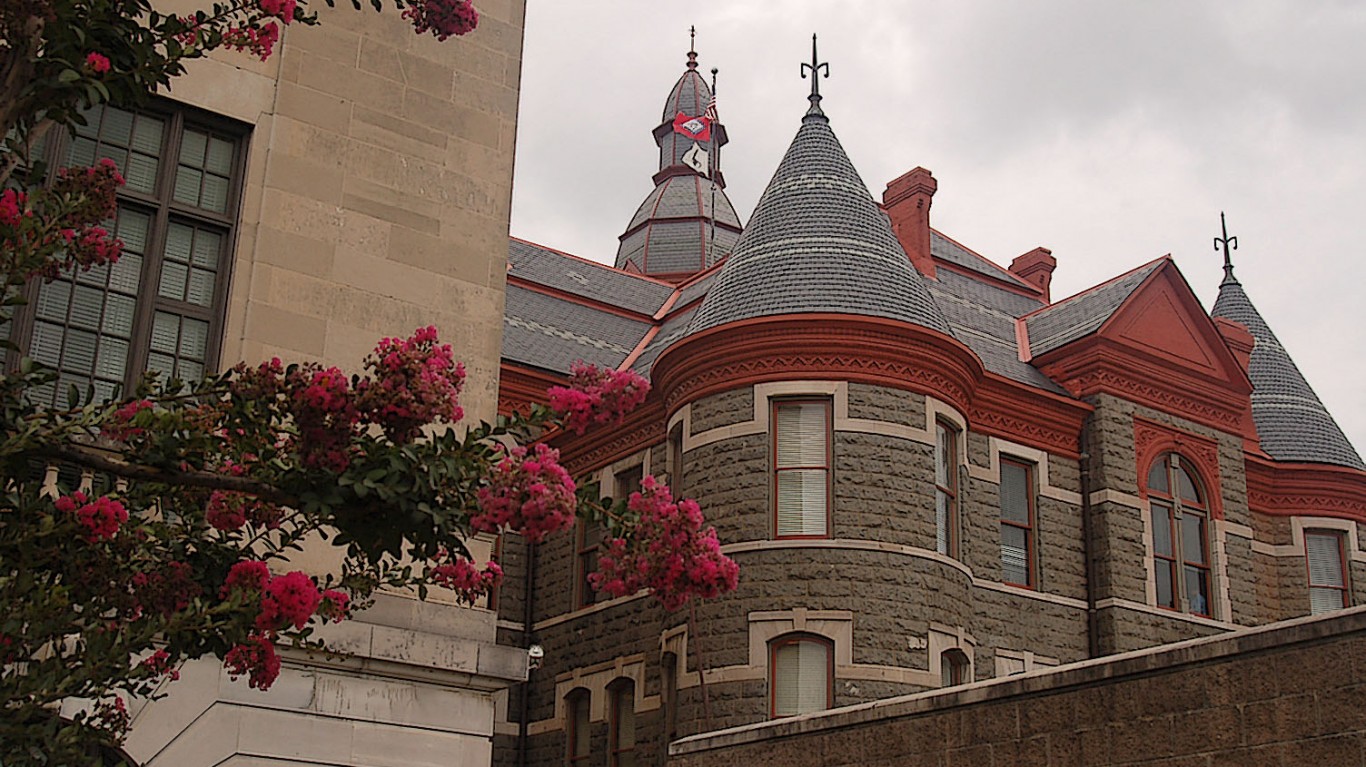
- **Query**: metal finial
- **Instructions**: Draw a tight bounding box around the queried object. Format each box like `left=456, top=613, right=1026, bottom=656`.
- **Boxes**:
left=800, top=33, right=830, bottom=116
left=1214, top=211, right=1239, bottom=285
left=687, top=25, right=698, bottom=68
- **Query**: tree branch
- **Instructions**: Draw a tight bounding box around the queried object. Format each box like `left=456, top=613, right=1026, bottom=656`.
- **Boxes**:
left=35, top=442, right=298, bottom=505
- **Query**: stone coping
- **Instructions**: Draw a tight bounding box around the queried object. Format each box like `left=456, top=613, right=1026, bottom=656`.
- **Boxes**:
left=669, top=606, right=1366, bottom=756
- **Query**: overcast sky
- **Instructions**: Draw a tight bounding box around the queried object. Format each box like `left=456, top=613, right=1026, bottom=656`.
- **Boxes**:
left=509, top=1, right=1365, bottom=455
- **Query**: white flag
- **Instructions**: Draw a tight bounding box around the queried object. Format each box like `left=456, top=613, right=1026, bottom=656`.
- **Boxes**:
left=682, top=142, right=710, bottom=177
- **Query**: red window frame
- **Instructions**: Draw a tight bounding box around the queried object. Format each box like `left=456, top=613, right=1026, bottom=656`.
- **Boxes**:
left=565, top=688, right=591, bottom=766
left=574, top=521, right=603, bottom=610
left=608, top=679, right=636, bottom=767
left=771, top=399, right=832, bottom=539
left=935, top=420, right=960, bottom=557
left=1305, top=530, right=1350, bottom=614
left=768, top=633, right=834, bottom=718
left=1146, top=453, right=1211, bottom=617
left=998, top=459, right=1036, bottom=588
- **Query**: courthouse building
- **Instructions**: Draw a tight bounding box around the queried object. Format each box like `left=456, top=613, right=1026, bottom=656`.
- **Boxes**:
left=493, top=43, right=1366, bottom=767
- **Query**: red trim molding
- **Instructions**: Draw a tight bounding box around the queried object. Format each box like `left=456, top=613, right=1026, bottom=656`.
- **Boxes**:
left=1246, top=456, right=1366, bottom=523
left=555, top=394, right=667, bottom=475
left=498, top=364, right=565, bottom=417
left=1133, top=417, right=1224, bottom=520
left=971, top=377, right=1091, bottom=458
left=652, top=314, right=986, bottom=418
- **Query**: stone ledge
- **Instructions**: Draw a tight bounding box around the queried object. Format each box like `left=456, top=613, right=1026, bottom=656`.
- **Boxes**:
left=670, top=605, right=1366, bottom=756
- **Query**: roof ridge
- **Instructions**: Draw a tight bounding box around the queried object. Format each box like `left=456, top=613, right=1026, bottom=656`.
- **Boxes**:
left=511, top=236, right=679, bottom=288
left=1021, top=254, right=1169, bottom=321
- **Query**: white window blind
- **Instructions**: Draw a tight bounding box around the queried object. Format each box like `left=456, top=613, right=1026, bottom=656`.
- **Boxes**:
left=1306, top=532, right=1347, bottom=615
left=772, top=639, right=829, bottom=717
left=774, top=401, right=829, bottom=537
left=999, top=461, right=1032, bottom=585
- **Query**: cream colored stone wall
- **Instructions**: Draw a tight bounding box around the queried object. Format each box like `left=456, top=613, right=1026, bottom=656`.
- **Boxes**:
left=163, top=0, right=523, bottom=420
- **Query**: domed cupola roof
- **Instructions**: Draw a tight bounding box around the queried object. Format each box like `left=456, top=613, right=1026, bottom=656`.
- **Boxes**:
left=690, top=38, right=949, bottom=335
left=1211, top=240, right=1364, bottom=470
left=614, top=38, right=744, bottom=281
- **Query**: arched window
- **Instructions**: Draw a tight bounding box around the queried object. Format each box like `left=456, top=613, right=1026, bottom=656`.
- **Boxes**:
left=608, top=678, right=636, bottom=767
left=1146, top=453, right=1211, bottom=617
left=940, top=648, right=971, bottom=687
left=769, top=633, right=833, bottom=718
left=565, top=688, right=591, bottom=766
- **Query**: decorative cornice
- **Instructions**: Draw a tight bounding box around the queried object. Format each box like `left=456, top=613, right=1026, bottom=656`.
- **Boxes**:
left=498, top=364, right=565, bottom=417
left=1132, top=417, right=1224, bottom=519
left=1245, top=455, right=1366, bottom=522
left=555, top=395, right=667, bottom=475
left=970, top=377, right=1091, bottom=458
left=652, top=314, right=986, bottom=418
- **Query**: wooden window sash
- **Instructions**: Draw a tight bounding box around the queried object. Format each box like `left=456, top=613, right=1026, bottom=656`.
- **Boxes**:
left=1147, top=453, right=1212, bottom=617
left=769, top=634, right=833, bottom=718
left=935, top=421, right=959, bottom=557
left=608, top=681, right=636, bottom=767
left=772, top=399, right=831, bottom=539
left=1306, top=531, right=1349, bottom=614
left=999, top=459, right=1035, bottom=588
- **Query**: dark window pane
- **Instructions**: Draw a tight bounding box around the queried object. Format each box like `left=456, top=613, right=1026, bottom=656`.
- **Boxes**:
left=1151, top=504, right=1174, bottom=557
left=1155, top=561, right=1175, bottom=608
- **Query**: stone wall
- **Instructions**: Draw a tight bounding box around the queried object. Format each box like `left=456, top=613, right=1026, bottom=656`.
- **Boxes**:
left=669, top=607, right=1366, bottom=767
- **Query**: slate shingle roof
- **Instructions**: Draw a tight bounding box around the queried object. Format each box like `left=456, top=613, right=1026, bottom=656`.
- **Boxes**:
left=502, top=285, right=653, bottom=374
left=511, top=239, right=673, bottom=317
left=932, top=232, right=1032, bottom=289
left=615, top=175, right=743, bottom=274
left=689, top=111, right=950, bottom=335
left=1024, top=259, right=1163, bottom=357
left=1212, top=275, right=1365, bottom=470
left=927, top=270, right=1064, bottom=392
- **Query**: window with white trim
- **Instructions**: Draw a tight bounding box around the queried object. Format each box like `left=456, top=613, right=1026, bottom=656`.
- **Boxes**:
left=8, top=102, right=246, bottom=406
left=999, top=459, right=1035, bottom=587
left=1146, top=453, right=1211, bottom=617
left=769, top=634, right=832, bottom=718
left=773, top=399, right=831, bottom=538
left=1306, top=530, right=1349, bottom=614
left=935, top=420, right=959, bottom=556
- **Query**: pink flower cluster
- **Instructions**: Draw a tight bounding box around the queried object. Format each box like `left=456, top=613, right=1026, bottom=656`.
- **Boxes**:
left=3, top=159, right=124, bottom=280
left=0, top=189, right=25, bottom=227
left=102, top=398, right=153, bottom=440
left=547, top=362, right=650, bottom=434
left=429, top=555, right=502, bottom=604
left=258, top=0, right=297, bottom=22
left=222, top=21, right=280, bottom=61
left=130, top=561, right=201, bottom=619
left=225, top=633, right=280, bottom=690
left=402, top=0, right=478, bottom=41
left=56, top=492, right=129, bottom=542
left=357, top=325, right=465, bottom=442
left=590, top=477, right=739, bottom=611
left=84, top=52, right=111, bottom=73
left=472, top=444, right=577, bottom=542
left=140, top=649, right=181, bottom=681
left=219, top=562, right=351, bottom=689
left=289, top=366, right=359, bottom=471
left=205, top=490, right=283, bottom=531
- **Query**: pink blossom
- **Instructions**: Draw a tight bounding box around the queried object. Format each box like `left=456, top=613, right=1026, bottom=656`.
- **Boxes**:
left=590, top=477, right=739, bottom=611
left=256, top=571, right=321, bottom=631
left=206, top=490, right=283, bottom=532
left=429, top=555, right=502, bottom=604
left=0, top=189, right=25, bottom=227
left=84, top=52, right=111, bottom=73
left=221, top=560, right=271, bottom=598
left=357, top=325, right=465, bottom=442
left=225, top=633, right=281, bottom=690
left=317, top=589, right=350, bottom=622
left=472, top=444, right=576, bottom=542
left=223, top=21, right=280, bottom=61
left=547, top=362, right=650, bottom=434
left=61, top=493, right=128, bottom=542
left=131, top=561, right=201, bottom=618
left=402, top=0, right=478, bottom=41
left=140, top=649, right=181, bottom=681
left=103, top=398, right=153, bottom=440
left=257, top=0, right=297, bottom=22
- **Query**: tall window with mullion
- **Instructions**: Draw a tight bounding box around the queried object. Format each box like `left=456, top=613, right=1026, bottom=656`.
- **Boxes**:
left=12, top=102, right=245, bottom=407
left=1305, top=530, right=1349, bottom=614
left=935, top=421, right=960, bottom=556
left=1147, top=453, right=1211, bottom=617
left=769, top=634, right=832, bottom=718
left=773, top=399, right=831, bottom=538
left=999, top=459, right=1035, bottom=587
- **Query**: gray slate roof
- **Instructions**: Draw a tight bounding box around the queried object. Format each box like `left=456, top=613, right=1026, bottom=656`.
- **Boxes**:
left=1212, top=276, right=1365, bottom=470
left=932, top=233, right=1033, bottom=289
left=1024, top=260, right=1163, bottom=357
left=510, top=239, right=673, bottom=317
left=927, top=270, right=1064, bottom=392
left=662, top=59, right=711, bottom=123
left=615, top=174, right=743, bottom=274
left=689, top=112, right=950, bottom=335
left=503, top=285, right=652, bottom=374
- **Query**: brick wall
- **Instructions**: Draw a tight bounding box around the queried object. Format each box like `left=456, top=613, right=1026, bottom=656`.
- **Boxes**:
left=669, top=607, right=1366, bottom=767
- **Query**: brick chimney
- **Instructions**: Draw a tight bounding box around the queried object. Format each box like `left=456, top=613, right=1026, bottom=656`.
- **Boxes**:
left=1009, top=247, right=1057, bottom=303
left=882, top=167, right=937, bottom=278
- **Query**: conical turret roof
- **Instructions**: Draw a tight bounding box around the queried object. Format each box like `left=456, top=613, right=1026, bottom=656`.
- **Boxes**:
left=1212, top=271, right=1364, bottom=469
left=690, top=108, right=950, bottom=334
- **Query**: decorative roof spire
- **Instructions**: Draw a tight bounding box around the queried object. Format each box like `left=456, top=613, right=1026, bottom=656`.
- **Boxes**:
left=687, top=25, right=698, bottom=69
left=1215, top=211, right=1239, bottom=286
left=800, top=33, right=829, bottom=117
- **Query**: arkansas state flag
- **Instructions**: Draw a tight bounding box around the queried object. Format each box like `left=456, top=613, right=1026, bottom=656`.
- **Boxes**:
left=673, top=112, right=712, bottom=142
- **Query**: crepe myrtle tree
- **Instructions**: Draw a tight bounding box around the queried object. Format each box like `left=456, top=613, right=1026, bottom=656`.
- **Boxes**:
left=0, top=0, right=739, bottom=762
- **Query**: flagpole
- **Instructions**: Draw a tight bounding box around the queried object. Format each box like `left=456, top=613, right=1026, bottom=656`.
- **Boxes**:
left=708, top=67, right=719, bottom=267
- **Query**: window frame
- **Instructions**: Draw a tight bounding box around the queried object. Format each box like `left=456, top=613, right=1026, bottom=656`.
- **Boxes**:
left=771, top=398, right=833, bottom=540
left=768, top=632, right=834, bottom=719
left=1305, top=529, right=1350, bottom=614
left=6, top=100, right=249, bottom=404
left=998, top=458, right=1036, bottom=588
left=940, top=648, right=971, bottom=687
left=607, top=678, right=636, bottom=767
left=565, top=688, right=591, bottom=766
left=1145, top=452, right=1212, bottom=618
left=935, top=419, right=960, bottom=557
left=574, top=520, right=604, bottom=610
